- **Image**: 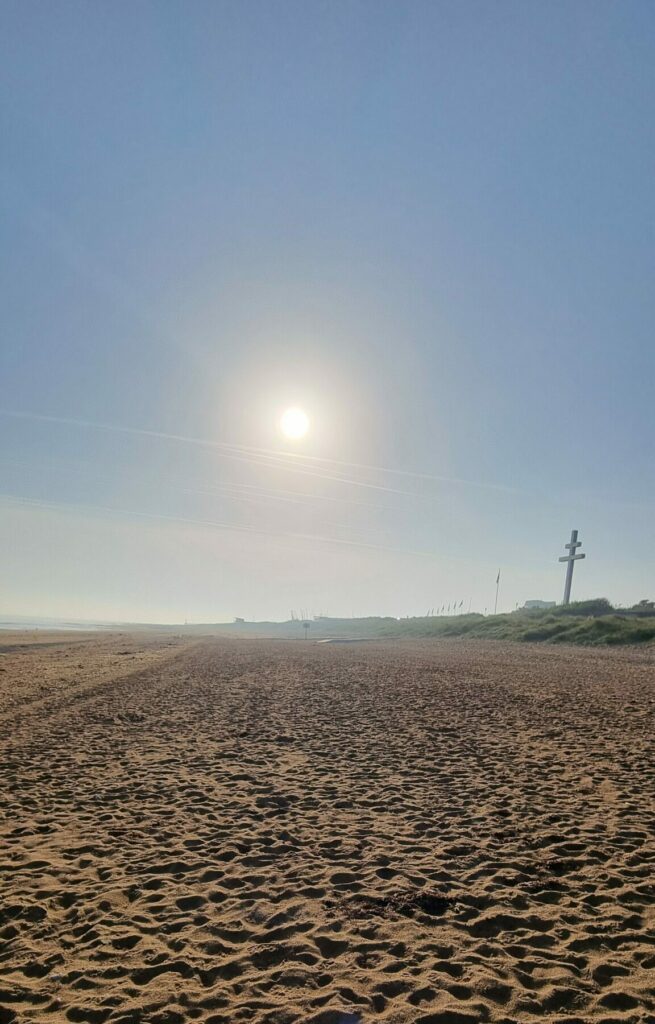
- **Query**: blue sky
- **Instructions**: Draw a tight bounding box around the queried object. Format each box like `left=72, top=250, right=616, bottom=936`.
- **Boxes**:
left=1, top=0, right=653, bottom=622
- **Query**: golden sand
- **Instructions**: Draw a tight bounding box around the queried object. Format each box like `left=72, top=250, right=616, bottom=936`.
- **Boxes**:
left=1, top=634, right=654, bottom=1023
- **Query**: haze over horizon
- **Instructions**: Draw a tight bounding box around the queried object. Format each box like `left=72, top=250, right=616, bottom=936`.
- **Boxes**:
left=1, top=1, right=654, bottom=623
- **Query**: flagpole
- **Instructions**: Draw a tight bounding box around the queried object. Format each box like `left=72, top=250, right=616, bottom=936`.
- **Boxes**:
left=494, top=570, right=500, bottom=615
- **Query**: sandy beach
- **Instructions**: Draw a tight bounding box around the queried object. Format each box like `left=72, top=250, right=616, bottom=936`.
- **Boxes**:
left=1, top=634, right=654, bottom=1023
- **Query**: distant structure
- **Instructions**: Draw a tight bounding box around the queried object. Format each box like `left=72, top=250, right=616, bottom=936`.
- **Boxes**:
left=233, top=617, right=244, bottom=623
left=559, top=529, right=586, bottom=605
left=522, top=600, right=556, bottom=610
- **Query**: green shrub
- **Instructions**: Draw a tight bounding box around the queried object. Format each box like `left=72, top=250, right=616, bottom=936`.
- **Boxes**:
left=553, top=598, right=614, bottom=617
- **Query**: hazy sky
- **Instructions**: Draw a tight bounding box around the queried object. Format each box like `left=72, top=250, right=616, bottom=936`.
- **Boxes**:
left=1, top=0, right=654, bottom=622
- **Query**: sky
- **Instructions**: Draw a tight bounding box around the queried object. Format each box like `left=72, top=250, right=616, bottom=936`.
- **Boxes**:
left=1, top=0, right=654, bottom=623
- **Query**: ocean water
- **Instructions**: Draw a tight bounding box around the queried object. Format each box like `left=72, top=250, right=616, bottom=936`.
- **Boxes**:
left=0, top=617, right=115, bottom=631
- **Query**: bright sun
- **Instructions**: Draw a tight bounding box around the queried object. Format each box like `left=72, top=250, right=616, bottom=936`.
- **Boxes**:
left=280, top=406, right=310, bottom=440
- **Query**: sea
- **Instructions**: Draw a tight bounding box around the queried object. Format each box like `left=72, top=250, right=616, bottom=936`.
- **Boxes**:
left=0, top=617, right=117, bottom=631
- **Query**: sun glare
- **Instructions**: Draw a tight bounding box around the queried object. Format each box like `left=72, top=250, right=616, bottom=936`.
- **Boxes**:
left=280, top=407, right=310, bottom=440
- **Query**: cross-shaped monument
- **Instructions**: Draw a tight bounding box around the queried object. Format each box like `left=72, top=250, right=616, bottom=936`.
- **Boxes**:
left=559, top=529, right=585, bottom=605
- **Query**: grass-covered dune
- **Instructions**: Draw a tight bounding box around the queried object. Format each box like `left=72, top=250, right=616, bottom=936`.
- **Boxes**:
left=215, top=599, right=655, bottom=646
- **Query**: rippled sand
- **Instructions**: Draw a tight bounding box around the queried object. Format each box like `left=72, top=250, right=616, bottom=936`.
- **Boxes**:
left=1, top=634, right=654, bottom=1023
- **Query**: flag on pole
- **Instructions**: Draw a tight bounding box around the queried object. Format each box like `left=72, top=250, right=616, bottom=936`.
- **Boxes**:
left=496, top=569, right=501, bottom=585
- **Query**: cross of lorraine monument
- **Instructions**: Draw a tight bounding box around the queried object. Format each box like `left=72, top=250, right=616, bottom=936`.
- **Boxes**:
left=559, top=529, right=585, bottom=605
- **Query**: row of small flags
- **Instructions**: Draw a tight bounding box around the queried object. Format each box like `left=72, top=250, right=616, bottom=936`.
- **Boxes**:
left=427, top=571, right=501, bottom=617
left=426, top=601, right=465, bottom=616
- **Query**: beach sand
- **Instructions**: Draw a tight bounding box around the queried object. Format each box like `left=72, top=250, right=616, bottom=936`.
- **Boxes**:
left=1, top=634, right=654, bottom=1023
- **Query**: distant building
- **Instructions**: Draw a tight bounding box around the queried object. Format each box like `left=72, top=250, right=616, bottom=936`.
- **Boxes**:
left=233, top=617, right=245, bottom=623
left=522, top=600, right=556, bottom=610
